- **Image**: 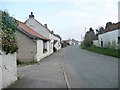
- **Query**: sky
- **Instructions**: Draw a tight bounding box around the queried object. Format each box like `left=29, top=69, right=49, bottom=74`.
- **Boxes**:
left=0, top=0, right=119, bottom=41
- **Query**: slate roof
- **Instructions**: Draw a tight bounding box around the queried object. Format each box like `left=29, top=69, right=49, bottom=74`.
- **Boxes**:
left=17, top=20, right=49, bottom=41
left=25, top=17, right=61, bottom=39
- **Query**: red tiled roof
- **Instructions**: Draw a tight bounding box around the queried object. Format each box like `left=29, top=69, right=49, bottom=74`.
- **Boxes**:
left=17, top=20, right=49, bottom=41
left=105, top=22, right=120, bottom=32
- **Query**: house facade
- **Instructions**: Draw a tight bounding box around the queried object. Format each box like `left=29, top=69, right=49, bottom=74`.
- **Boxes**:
left=50, top=32, right=62, bottom=52
left=17, top=20, right=49, bottom=62
left=93, top=22, right=120, bottom=49
left=25, top=12, right=61, bottom=54
left=63, top=39, right=80, bottom=45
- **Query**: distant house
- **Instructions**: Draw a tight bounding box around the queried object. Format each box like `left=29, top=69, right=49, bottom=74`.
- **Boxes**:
left=25, top=12, right=61, bottom=54
left=61, top=40, right=70, bottom=48
left=50, top=32, right=62, bottom=52
left=63, top=39, right=80, bottom=45
left=16, top=20, right=49, bottom=62
left=93, top=22, right=120, bottom=49
left=69, top=39, right=80, bottom=45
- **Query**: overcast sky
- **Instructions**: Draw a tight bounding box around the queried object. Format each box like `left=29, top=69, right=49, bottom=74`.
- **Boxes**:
left=0, top=0, right=119, bottom=41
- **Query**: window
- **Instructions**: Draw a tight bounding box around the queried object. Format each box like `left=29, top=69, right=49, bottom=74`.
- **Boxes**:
left=118, top=37, right=120, bottom=44
left=43, top=41, right=47, bottom=53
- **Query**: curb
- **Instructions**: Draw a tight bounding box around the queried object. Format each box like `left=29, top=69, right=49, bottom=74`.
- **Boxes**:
left=60, top=53, right=71, bottom=90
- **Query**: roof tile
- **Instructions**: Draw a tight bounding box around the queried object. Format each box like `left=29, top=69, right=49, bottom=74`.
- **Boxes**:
left=17, top=20, right=49, bottom=40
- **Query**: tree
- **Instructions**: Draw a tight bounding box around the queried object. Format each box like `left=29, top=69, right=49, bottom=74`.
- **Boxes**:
left=0, top=10, right=18, bottom=54
left=105, top=22, right=112, bottom=29
left=83, top=27, right=96, bottom=47
left=95, top=26, right=105, bottom=35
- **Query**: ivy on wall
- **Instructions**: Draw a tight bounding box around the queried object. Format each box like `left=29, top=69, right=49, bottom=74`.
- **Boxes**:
left=0, top=10, right=18, bottom=54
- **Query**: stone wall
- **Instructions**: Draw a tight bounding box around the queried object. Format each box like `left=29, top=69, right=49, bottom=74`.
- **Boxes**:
left=2, top=53, right=17, bottom=88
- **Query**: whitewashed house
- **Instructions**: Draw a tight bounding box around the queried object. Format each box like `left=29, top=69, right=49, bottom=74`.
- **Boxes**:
left=25, top=12, right=61, bottom=54
left=64, top=39, right=80, bottom=45
left=93, top=22, right=120, bottom=49
left=17, top=20, right=49, bottom=62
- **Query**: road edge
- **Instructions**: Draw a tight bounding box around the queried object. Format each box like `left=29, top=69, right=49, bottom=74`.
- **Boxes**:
left=60, top=50, right=71, bottom=90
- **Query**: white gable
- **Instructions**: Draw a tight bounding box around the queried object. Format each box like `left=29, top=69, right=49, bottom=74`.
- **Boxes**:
left=25, top=18, right=50, bottom=39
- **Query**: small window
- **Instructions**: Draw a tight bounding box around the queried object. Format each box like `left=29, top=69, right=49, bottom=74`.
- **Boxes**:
left=43, top=41, right=47, bottom=53
left=118, top=37, right=120, bottom=44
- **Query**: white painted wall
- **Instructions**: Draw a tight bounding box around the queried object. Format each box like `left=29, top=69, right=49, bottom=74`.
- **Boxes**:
left=2, top=53, right=17, bottom=88
left=36, top=40, right=43, bottom=61
left=49, top=40, right=54, bottom=55
left=43, top=41, right=50, bottom=58
left=99, top=30, right=118, bottom=49
left=50, top=33, right=61, bottom=51
left=93, top=29, right=119, bottom=49
left=0, top=55, right=2, bottom=90
left=36, top=40, right=50, bottom=61
left=25, top=18, right=50, bottom=39
left=93, top=40, right=100, bottom=47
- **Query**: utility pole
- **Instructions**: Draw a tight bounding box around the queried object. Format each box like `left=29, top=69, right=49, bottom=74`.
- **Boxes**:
left=84, top=27, right=86, bottom=39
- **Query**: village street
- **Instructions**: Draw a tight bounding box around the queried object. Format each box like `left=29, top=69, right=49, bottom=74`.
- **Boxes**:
left=8, top=45, right=118, bottom=88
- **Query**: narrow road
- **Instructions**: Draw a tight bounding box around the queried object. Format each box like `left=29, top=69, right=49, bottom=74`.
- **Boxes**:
left=7, top=45, right=118, bottom=88
left=62, top=45, right=118, bottom=88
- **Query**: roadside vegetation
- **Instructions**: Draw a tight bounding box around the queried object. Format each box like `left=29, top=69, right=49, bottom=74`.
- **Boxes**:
left=17, top=60, right=38, bottom=67
left=80, top=23, right=120, bottom=58
left=80, top=43, right=120, bottom=58
left=0, top=10, right=18, bottom=54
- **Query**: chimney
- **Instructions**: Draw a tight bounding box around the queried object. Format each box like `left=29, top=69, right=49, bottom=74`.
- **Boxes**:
left=51, top=30, right=54, bottom=34
left=44, top=24, right=48, bottom=29
left=29, top=12, right=34, bottom=18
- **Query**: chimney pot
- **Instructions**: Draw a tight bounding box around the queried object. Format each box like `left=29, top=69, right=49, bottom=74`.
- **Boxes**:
left=31, top=12, right=33, bottom=15
left=29, top=12, right=34, bottom=18
left=44, top=24, right=48, bottom=28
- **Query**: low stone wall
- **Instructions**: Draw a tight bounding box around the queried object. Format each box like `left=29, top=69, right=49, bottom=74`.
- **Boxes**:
left=2, top=53, right=17, bottom=88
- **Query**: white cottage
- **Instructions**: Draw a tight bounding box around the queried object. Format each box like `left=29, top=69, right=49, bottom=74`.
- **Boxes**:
left=25, top=12, right=61, bottom=54
left=93, top=22, right=120, bottom=49
left=17, top=20, right=49, bottom=62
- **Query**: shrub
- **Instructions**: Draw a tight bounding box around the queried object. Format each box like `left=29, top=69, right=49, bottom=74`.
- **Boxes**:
left=0, top=10, right=18, bottom=54
left=43, top=48, right=47, bottom=53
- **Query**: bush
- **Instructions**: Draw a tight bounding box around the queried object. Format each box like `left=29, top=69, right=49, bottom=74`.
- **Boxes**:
left=17, top=60, right=38, bottom=65
left=43, top=48, right=47, bottom=53
left=80, top=46, right=120, bottom=58
left=0, top=10, right=18, bottom=54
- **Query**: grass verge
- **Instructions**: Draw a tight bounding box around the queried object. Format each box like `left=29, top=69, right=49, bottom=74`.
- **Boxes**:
left=17, top=60, right=38, bottom=67
left=80, top=44, right=120, bottom=58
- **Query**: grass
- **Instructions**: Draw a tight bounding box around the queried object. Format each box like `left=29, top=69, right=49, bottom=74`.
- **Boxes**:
left=17, top=60, right=38, bottom=67
left=80, top=44, right=120, bottom=58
